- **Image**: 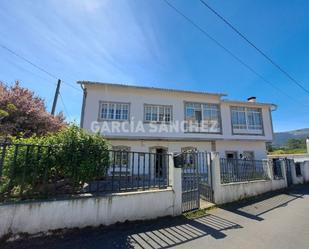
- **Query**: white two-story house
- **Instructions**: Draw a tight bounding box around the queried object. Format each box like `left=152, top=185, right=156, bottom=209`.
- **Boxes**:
left=79, top=81, right=275, bottom=163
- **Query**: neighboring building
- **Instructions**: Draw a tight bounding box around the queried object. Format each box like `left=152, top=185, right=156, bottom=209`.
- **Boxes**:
left=268, top=138, right=309, bottom=181
left=79, top=81, right=275, bottom=161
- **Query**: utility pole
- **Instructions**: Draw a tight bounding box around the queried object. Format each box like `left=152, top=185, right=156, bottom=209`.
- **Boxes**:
left=51, top=79, right=61, bottom=115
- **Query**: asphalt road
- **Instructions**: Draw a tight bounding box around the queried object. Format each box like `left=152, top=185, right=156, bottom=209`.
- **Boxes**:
left=3, top=185, right=309, bottom=249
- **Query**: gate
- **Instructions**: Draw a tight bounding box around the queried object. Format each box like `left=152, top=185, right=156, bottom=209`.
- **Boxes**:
left=198, top=152, right=214, bottom=203
left=285, top=158, right=293, bottom=186
left=179, top=152, right=213, bottom=213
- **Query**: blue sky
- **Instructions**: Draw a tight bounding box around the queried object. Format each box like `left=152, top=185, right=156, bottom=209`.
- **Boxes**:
left=1, top=0, right=309, bottom=132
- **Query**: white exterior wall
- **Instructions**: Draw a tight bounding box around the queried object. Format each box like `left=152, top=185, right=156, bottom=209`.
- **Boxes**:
left=83, top=84, right=274, bottom=142
left=109, top=139, right=267, bottom=160
left=109, top=140, right=212, bottom=153
left=216, top=140, right=267, bottom=160
left=79, top=83, right=275, bottom=161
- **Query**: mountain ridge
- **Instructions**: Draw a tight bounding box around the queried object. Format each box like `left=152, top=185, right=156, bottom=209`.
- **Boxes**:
left=273, top=128, right=309, bottom=147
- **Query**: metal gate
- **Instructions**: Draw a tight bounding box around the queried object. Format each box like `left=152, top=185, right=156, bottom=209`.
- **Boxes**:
left=285, top=158, right=293, bottom=186
left=180, top=152, right=213, bottom=213
left=198, top=152, right=214, bottom=203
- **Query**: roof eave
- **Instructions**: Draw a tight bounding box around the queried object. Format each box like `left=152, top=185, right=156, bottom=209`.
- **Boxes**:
left=77, top=81, right=227, bottom=97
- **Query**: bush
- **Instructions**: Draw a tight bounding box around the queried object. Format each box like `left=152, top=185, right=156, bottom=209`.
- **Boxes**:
left=1, top=125, right=110, bottom=200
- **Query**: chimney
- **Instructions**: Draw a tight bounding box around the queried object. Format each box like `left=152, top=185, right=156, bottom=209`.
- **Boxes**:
left=306, top=137, right=309, bottom=154
left=247, top=96, right=256, bottom=103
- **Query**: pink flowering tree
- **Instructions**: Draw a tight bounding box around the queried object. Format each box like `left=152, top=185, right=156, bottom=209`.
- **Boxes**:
left=0, top=81, right=66, bottom=137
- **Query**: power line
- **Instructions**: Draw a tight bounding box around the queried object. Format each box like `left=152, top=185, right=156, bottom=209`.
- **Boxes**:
left=62, top=80, right=81, bottom=92
left=199, top=0, right=309, bottom=95
left=0, top=44, right=81, bottom=92
left=163, top=0, right=306, bottom=105
left=2, top=56, right=57, bottom=87
left=59, top=92, right=70, bottom=119
left=0, top=44, right=58, bottom=79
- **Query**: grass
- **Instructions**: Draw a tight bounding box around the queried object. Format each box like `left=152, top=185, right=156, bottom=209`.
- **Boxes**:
left=183, top=205, right=217, bottom=219
left=268, top=148, right=307, bottom=155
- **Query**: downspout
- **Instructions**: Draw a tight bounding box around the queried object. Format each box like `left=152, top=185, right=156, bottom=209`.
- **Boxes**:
left=269, top=104, right=277, bottom=143
left=80, top=84, right=87, bottom=128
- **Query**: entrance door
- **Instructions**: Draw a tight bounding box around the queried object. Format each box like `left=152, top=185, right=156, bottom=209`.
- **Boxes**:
left=155, top=148, right=167, bottom=178
left=226, top=151, right=237, bottom=159
left=226, top=151, right=238, bottom=179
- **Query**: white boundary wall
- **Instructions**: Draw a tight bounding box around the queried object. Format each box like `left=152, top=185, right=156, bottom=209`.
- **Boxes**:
left=0, top=159, right=182, bottom=238
left=290, top=160, right=309, bottom=184
left=211, top=153, right=288, bottom=205
left=303, top=161, right=309, bottom=182
left=0, top=188, right=179, bottom=238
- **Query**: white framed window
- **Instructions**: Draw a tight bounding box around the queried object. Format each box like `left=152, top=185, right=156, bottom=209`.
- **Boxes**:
left=231, top=106, right=263, bottom=134
left=144, top=105, right=172, bottom=123
left=242, top=151, right=255, bottom=160
left=185, top=102, right=221, bottom=133
left=112, top=146, right=130, bottom=167
left=99, top=101, right=129, bottom=121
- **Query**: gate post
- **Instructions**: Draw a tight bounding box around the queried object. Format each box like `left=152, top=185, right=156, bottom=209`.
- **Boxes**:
left=169, top=153, right=182, bottom=216
left=280, top=159, right=288, bottom=187
left=210, top=152, right=221, bottom=204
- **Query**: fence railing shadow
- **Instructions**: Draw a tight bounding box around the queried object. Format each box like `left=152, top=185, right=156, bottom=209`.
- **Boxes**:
left=221, top=188, right=307, bottom=222
left=3, top=214, right=243, bottom=249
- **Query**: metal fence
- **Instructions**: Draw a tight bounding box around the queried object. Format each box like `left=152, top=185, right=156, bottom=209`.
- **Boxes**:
left=271, top=159, right=284, bottom=179
left=220, top=158, right=270, bottom=184
left=0, top=143, right=169, bottom=202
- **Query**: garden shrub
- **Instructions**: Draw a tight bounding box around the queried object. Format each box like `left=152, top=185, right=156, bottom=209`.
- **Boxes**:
left=0, top=125, right=110, bottom=200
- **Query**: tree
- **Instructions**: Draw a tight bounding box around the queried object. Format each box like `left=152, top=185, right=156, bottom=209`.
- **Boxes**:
left=0, top=81, right=66, bottom=137
left=286, top=138, right=306, bottom=150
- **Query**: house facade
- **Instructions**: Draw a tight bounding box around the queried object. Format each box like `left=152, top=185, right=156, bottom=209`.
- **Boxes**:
left=79, top=81, right=275, bottom=161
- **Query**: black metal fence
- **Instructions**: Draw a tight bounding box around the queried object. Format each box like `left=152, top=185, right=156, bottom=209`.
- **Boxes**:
left=0, top=143, right=169, bottom=203
left=271, top=159, right=284, bottom=179
left=220, top=158, right=270, bottom=184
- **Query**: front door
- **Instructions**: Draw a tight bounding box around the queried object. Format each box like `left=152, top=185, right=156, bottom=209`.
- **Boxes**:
left=226, top=151, right=237, bottom=159
left=155, top=148, right=166, bottom=178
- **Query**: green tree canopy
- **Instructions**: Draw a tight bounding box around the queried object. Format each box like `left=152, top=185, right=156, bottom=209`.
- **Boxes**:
left=286, top=138, right=306, bottom=150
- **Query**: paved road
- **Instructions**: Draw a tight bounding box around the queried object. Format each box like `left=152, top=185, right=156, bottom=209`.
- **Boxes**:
left=3, top=185, right=309, bottom=249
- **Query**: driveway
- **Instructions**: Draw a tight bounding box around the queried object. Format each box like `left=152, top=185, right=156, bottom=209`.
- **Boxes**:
left=3, top=185, right=309, bottom=249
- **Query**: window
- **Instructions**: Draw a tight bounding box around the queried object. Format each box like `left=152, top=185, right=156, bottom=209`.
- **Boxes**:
left=99, top=102, right=129, bottom=121
left=144, top=105, right=172, bottom=123
left=181, top=147, right=197, bottom=166
left=295, top=162, right=302, bottom=177
left=242, top=151, right=255, bottom=160
left=185, top=102, right=221, bottom=133
left=231, top=106, right=263, bottom=134
left=112, top=146, right=130, bottom=167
